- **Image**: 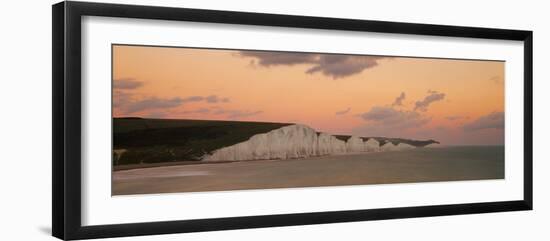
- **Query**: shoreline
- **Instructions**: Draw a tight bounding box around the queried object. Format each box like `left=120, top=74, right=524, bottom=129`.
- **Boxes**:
left=112, top=145, right=503, bottom=172
left=113, top=150, right=385, bottom=172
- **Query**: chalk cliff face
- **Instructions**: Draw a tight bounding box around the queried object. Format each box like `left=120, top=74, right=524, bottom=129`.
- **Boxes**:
left=203, top=124, right=430, bottom=162
left=204, top=124, right=318, bottom=161
left=380, top=142, right=398, bottom=151
left=346, top=136, right=365, bottom=152
left=364, top=138, right=380, bottom=152
left=317, top=133, right=347, bottom=155
left=396, top=143, right=416, bottom=150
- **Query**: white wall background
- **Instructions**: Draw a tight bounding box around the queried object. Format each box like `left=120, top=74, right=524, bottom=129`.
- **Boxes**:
left=0, top=0, right=547, bottom=240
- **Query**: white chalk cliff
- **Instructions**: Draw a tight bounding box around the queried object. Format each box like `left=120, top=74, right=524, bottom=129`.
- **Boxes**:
left=364, top=138, right=380, bottom=152
left=203, top=124, right=426, bottom=162
left=380, top=142, right=398, bottom=151
left=346, top=136, right=365, bottom=152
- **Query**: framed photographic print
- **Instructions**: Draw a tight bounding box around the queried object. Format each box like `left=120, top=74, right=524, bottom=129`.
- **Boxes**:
left=52, top=1, right=533, bottom=240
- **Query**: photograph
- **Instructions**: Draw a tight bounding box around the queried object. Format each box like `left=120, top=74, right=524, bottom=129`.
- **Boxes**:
left=111, top=44, right=505, bottom=195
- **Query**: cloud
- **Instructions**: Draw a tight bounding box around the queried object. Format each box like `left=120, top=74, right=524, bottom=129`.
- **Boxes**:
left=180, top=95, right=230, bottom=103
left=113, top=78, right=143, bottom=90
left=463, top=112, right=504, bottom=131
left=117, top=94, right=232, bottom=114
left=354, top=106, right=431, bottom=137
left=212, top=108, right=263, bottom=119
left=239, top=51, right=386, bottom=79
left=181, top=96, right=204, bottom=102
left=205, top=95, right=230, bottom=103
left=414, top=90, right=446, bottom=112
left=239, top=51, right=317, bottom=66
left=335, top=107, right=351, bottom=115
left=415, top=125, right=449, bottom=136
left=181, top=108, right=211, bottom=114
left=144, top=111, right=167, bottom=118
left=113, top=90, right=132, bottom=108
left=227, top=110, right=263, bottom=118
left=125, top=97, right=186, bottom=113
left=392, top=92, right=406, bottom=106
left=360, top=106, right=431, bottom=129
left=446, top=115, right=465, bottom=121
left=305, top=55, right=384, bottom=79
left=353, top=108, right=504, bottom=145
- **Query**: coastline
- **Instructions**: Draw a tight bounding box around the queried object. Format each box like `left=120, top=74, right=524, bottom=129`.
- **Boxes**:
left=112, top=146, right=505, bottom=195
left=113, top=145, right=504, bottom=171
left=113, top=149, right=384, bottom=171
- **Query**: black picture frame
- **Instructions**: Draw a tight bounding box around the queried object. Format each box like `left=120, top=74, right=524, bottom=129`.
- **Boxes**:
left=52, top=1, right=533, bottom=240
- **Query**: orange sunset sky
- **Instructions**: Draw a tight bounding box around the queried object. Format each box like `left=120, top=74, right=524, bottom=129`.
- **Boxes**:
left=112, top=45, right=505, bottom=145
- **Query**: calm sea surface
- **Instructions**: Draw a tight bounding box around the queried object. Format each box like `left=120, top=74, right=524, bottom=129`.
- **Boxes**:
left=113, top=146, right=504, bottom=195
